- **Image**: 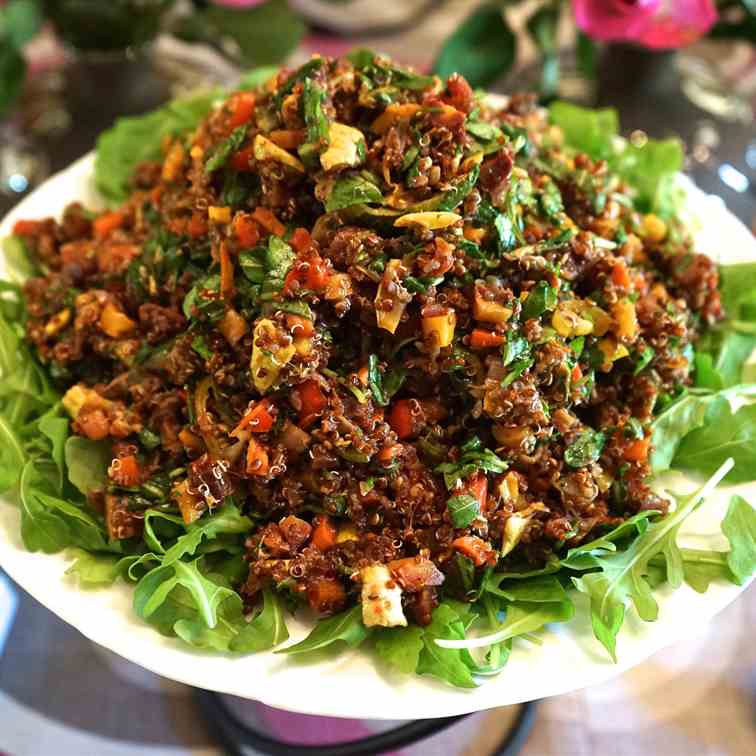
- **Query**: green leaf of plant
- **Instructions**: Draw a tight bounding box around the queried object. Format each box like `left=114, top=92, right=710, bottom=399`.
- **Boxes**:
left=230, top=587, right=289, bottom=652
left=572, top=462, right=731, bottom=660
left=237, top=65, right=279, bottom=90
left=95, top=90, right=221, bottom=203
left=447, top=494, right=480, bottom=528
left=373, top=625, right=425, bottom=675
left=673, top=397, right=756, bottom=483
left=65, top=548, right=137, bottom=587
left=64, top=436, right=111, bottom=495
left=325, top=174, right=383, bottom=212
left=721, top=495, right=756, bottom=585
left=433, top=3, right=516, bottom=89
left=277, top=604, right=369, bottom=655
left=651, top=392, right=713, bottom=473
left=549, top=101, right=618, bottom=162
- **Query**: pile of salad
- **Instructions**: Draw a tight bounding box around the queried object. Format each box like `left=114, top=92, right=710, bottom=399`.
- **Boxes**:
left=0, top=52, right=754, bottom=688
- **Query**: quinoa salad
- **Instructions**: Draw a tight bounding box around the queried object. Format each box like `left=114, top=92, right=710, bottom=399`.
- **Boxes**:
left=1, top=52, right=754, bottom=687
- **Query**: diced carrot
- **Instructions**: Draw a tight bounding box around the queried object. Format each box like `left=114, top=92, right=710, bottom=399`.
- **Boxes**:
left=612, top=261, right=632, bottom=288
left=93, top=211, right=125, bottom=240
left=252, top=207, right=286, bottom=237
left=269, top=129, right=306, bottom=149
left=470, top=328, right=505, bottom=349
left=76, top=407, right=110, bottom=440
left=233, top=213, right=260, bottom=248
left=451, top=535, right=496, bottom=567
left=290, top=227, right=312, bottom=254
left=311, top=514, right=338, bottom=551
left=187, top=212, right=208, bottom=238
left=226, top=91, right=256, bottom=130
left=377, top=444, right=402, bottom=464
left=286, top=313, right=315, bottom=337
left=231, top=144, right=255, bottom=172
left=463, top=224, right=487, bottom=243
left=219, top=242, right=235, bottom=301
left=388, top=399, right=414, bottom=440
left=166, top=217, right=187, bottom=235
left=12, top=219, right=42, bottom=236
left=571, top=364, right=583, bottom=382
left=233, top=399, right=276, bottom=435
left=307, top=578, right=346, bottom=614
left=357, top=365, right=369, bottom=386
left=624, top=436, right=650, bottom=462
left=111, top=455, right=141, bottom=487
left=246, top=436, right=270, bottom=476
left=150, top=186, right=163, bottom=206
left=295, top=379, right=327, bottom=427
left=464, top=472, right=488, bottom=511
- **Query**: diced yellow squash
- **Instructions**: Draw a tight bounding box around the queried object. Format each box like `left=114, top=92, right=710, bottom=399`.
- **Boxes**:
left=552, top=302, right=593, bottom=337
left=161, top=142, right=185, bottom=182
left=642, top=213, right=667, bottom=243
left=583, top=305, right=612, bottom=337
left=422, top=308, right=456, bottom=348
left=370, top=103, right=422, bottom=134
left=474, top=291, right=513, bottom=324
left=250, top=319, right=296, bottom=392
left=394, top=211, right=461, bottom=230
left=174, top=479, right=207, bottom=525
left=99, top=302, right=136, bottom=338
left=62, top=385, right=93, bottom=418
left=293, top=336, right=312, bottom=355
left=320, top=122, right=365, bottom=171
left=254, top=134, right=305, bottom=172
left=611, top=300, right=639, bottom=341
left=598, top=337, right=630, bottom=363
left=208, top=206, right=231, bottom=223
left=44, top=308, right=71, bottom=337
left=337, top=524, right=358, bottom=543
left=375, top=259, right=409, bottom=334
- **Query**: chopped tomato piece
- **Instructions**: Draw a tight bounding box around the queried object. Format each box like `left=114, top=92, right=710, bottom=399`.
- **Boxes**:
left=470, top=329, right=505, bottom=349
left=226, top=91, right=256, bottom=130
left=252, top=207, right=286, bottom=237
left=452, top=536, right=496, bottom=567
left=612, top=261, right=632, bottom=288
left=311, top=515, right=338, bottom=551
left=233, top=399, right=276, bottom=435
left=231, top=144, right=255, bottom=172
left=283, top=248, right=332, bottom=295
left=295, top=379, right=327, bottom=425
left=187, top=212, right=208, bottom=238
left=464, top=472, right=488, bottom=511
left=12, top=219, right=42, bottom=236
left=389, top=557, right=445, bottom=592
left=624, top=436, right=650, bottom=462
left=110, top=455, right=141, bottom=487
left=571, top=364, right=583, bottom=382
left=388, top=399, right=414, bottom=440
left=290, top=227, right=313, bottom=254
left=246, top=437, right=270, bottom=476
left=233, top=213, right=260, bottom=248
left=93, top=211, right=125, bottom=240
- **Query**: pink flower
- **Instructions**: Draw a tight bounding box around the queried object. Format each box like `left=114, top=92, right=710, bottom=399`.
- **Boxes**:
left=572, top=0, right=717, bottom=49
left=211, top=0, right=265, bottom=7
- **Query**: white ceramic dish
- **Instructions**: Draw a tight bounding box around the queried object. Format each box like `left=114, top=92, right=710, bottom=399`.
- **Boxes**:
left=0, top=154, right=754, bottom=719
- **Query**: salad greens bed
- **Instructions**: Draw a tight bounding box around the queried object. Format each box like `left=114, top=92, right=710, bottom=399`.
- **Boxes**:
left=0, top=79, right=755, bottom=690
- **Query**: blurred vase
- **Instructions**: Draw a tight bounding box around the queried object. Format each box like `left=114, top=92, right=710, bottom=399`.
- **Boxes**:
left=43, top=0, right=175, bottom=52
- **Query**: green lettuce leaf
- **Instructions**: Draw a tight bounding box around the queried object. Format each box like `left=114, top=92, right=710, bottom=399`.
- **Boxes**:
left=721, top=495, right=756, bottom=585
left=277, top=604, right=369, bottom=655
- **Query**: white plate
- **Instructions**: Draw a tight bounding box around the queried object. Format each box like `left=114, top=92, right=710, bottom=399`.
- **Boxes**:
left=0, top=155, right=754, bottom=720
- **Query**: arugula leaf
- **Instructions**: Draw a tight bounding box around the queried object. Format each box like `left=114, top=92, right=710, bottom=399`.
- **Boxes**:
left=64, top=436, right=111, bottom=495
left=237, top=65, right=279, bottom=90
left=435, top=437, right=507, bottom=489
left=651, top=391, right=713, bottom=473
left=447, top=494, right=480, bottom=528
left=721, top=495, right=756, bottom=585
left=95, top=91, right=220, bottom=203
left=673, top=396, right=756, bottom=483
left=325, top=174, right=383, bottom=213
left=719, top=262, right=756, bottom=325
left=230, top=587, right=289, bottom=652
left=416, top=603, right=477, bottom=688
left=549, top=101, right=618, bottom=162
left=161, top=504, right=252, bottom=566
left=572, top=461, right=732, bottom=660
left=2, top=235, right=36, bottom=283
left=66, top=549, right=136, bottom=587
left=373, top=625, right=425, bottom=674
left=277, top=604, right=369, bottom=655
